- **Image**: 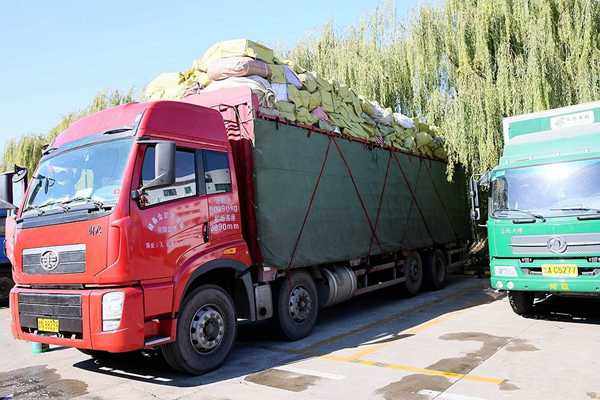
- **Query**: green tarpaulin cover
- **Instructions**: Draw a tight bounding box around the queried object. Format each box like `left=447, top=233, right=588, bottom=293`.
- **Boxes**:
left=251, top=119, right=470, bottom=269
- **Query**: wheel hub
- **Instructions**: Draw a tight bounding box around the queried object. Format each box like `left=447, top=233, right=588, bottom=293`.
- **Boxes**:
left=189, top=305, right=225, bottom=353
left=288, top=286, right=312, bottom=323
left=408, top=259, right=420, bottom=281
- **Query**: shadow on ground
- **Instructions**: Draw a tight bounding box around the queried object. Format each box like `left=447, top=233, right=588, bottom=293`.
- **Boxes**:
left=529, top=295, right=600, bottom=324
left=71, top=276, right=500, bottom=388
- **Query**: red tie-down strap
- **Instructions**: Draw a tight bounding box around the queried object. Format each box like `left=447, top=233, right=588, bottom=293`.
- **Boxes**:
left=423, top=160, right=459, bottom=242
left=368, top=151, right=393, bottom=257
left=287, top=137, right=333, bottom=269
left=391, top=152, right=437, bottom=245
left=331, top=138, right=383, bottom=253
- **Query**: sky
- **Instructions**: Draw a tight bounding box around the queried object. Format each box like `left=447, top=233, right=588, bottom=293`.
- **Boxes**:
left=0, top=1, right=424, bottom=149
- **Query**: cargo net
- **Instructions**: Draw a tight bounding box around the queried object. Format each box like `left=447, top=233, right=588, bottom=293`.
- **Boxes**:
left=144, top=39, right=447, bottom=160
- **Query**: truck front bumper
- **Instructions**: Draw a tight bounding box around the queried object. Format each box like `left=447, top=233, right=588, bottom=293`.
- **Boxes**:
left=10, top=286, right=145, bottom=353
left=491, top=276, right=600, bottom=294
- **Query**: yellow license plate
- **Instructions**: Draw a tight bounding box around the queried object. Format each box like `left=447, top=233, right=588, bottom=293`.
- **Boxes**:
left=37, top=318, right=59, bottom=333
left=541, top=264, right=578, bottom=277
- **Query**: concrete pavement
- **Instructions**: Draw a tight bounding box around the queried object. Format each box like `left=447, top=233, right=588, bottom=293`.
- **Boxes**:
left=2, top=276, right=600, bottom=399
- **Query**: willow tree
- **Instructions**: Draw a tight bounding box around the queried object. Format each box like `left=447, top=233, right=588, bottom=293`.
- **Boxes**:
left=291, top=0, right=600, bottom=176
left=2, top=89, right=134, bottom=172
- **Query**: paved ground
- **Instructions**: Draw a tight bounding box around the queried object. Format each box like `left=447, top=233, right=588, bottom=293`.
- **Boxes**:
left=2, top=276, right=600, bottom=400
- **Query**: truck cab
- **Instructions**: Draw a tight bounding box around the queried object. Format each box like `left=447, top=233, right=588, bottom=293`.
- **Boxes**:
left=4, top=100, right=255, bottom=373
left=480, top=101, right=600, bottom=314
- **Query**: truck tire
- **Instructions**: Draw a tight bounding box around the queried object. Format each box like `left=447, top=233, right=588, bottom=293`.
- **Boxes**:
left=161, top=285, right=236, bottom=375
left=423, top=249, right=448, bottom=290
left=508, top=291, right=534, bottom=316
left=274, top=271, right=319, bottom=341
left=401, top=252, right=423, bottom=296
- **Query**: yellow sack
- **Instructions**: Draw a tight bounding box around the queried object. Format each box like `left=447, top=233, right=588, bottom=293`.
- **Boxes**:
left=314, top=72, right=332, bottom=92
left=144, top=73, right=185, bottom=100
left=321, top=91, right=335, bottom=113
left=275, top=101, right=295, bottom=114
left=336, top=84, right=352, bottom=103
left=179, top=69, right=211, bottom=88
left=342, top=123, right=367, bottom=139
left=351, top=93, right=362, bottom=116
left=416, top=131, right=433, bottom=148
left=299, top=72, right=318, bottom=93
left=269, top=64, right=286, bottom=84
left=278, top=111, right=295, bottom=122
left=403, top=136, right=417, bottom=151
left=195, top=39, right=274, bottom=71
left=361, top=123, right=376, bottom=136
left=288, top=86, right=311, bottom=108
left=360, top=96, right=375, bottom=115
left=296, top=107, right=318, bottom=125
left=309, top=91, right=322, bottom=110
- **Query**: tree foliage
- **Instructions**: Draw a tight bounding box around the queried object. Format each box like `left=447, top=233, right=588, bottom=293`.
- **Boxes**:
left=290, top=0, right=600, bottom=175
left=2, top=89, right=134, bottom=173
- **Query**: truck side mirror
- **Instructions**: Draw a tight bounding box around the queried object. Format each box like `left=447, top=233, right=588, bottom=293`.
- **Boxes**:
left=469, top=176, right=481, bottom=221
left=138, top=141, right=176, bottom=194
left=0, top=165, right=28, bottom=211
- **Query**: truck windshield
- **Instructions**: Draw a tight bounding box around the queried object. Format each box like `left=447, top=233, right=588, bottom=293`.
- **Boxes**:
left=491, top=158, right=600, bottom=218
left=24, top=138, right=133, bottom=214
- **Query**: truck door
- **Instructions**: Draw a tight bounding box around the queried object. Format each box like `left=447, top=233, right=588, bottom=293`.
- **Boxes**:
left=130, top=144, right=210, bottom=281
left=202, top=150, right=241, bottom=246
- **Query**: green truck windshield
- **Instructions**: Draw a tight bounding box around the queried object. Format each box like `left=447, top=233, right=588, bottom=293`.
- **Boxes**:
left=24, top=138, right=133, bottom=213
left=491, top=158, right=600, bottom=218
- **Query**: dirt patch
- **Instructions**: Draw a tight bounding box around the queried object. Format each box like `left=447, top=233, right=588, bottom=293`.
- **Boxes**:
left=245, top=368, right=319, bottom=392
left=0, top=365, right=87, bottom=399
left=429, top=332, right=511, bottom=375
left=588, top=393, right=600, bottom=399
left=374, top=331, right=533, bottom=398
left=505, top=338, right=539, bottom=352
left=376, top=374, right=450, bottom=400
left=499, top=380, right=520, bottom=391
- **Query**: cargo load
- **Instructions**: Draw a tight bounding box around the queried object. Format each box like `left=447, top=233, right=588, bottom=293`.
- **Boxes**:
left=186, top=88, right=470, bottom=269
left=144, top=39, right=447, bottom=160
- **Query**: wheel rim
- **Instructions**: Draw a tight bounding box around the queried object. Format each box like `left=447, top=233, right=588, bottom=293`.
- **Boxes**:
left=189, top=305, right=225, bottom=354
left=407, top=258, right=421, bottom=282
left=288, top=285, right=313, bottom=323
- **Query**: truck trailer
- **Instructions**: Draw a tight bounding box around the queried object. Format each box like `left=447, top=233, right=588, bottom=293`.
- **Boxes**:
left=4, top=88, right=470, bottom=374
left=471, top=101, right=600, bottom=315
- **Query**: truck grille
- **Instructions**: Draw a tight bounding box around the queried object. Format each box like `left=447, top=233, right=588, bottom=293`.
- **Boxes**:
left=510, top=233, right=600, bottom=255
left=18, top=293, right=83, bottom=336
left=22, top=244, right=86, bottom=274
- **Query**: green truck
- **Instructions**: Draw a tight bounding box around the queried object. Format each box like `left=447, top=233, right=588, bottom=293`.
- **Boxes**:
left=471, top=101, right=600, bottom=315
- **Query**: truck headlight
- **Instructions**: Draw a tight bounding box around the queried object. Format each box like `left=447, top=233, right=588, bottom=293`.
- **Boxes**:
left=494, top=265, right=518, bottom=277
left=102, top=291, right=124, bottom=331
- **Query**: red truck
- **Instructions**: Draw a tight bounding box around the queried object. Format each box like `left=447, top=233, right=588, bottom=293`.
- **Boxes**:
left=3, top=88, right=471, bottom=374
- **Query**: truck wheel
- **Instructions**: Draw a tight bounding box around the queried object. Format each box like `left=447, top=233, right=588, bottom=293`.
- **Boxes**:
left=274, top=271, right=319, bottom=341
left=423, top=249, right=447, bottom=290
left=401, top=252, right=423, bottom=296
left=161, top=285, right=236, bottom=375
left=508, top=291, right=534, bottom=316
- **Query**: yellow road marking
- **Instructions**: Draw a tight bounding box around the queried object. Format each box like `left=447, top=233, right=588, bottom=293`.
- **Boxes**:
left=252, top=285, right=505, bottom=387
left=322, top=354, right=503, bottom=385
left=294, top=287, right=485, bottom=355
left=341, top=309, right=467, bottom=361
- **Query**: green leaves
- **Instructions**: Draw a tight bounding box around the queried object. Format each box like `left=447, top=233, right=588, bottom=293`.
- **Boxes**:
left=2, top=89, right=134, bottom=173
left=289, top=0, right=600, bottom=176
